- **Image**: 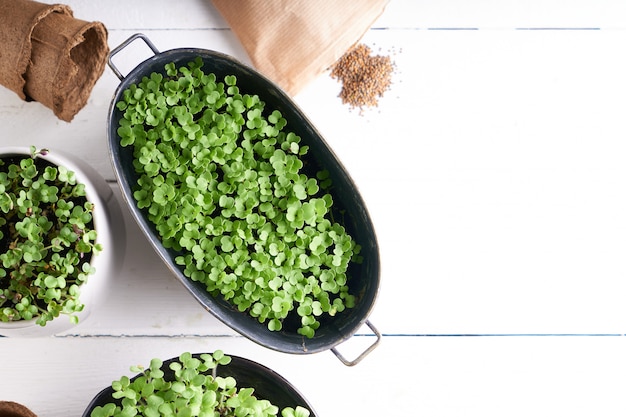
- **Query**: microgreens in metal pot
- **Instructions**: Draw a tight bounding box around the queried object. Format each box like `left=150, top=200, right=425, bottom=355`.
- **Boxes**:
left=89, top=351, right=311, bottom=417
left=115, top=58, right=362, bottom=338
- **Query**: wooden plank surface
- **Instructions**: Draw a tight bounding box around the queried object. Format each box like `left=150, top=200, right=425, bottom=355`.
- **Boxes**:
left=2, top=336, right=626, bottom=417
left=2, top=1, right=626, bottom=416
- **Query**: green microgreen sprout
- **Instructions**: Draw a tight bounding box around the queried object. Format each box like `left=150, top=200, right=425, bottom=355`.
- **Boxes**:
left=117, top=58, right=361, bottom=338
left=90, top=351, right=311, bottom=417
left=0, top=146, right=101, bottom=326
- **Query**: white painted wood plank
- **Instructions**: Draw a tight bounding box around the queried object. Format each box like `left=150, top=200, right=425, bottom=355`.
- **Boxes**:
left=1, top=335, right=625, bottom=417
left=45, top=0, right=626, bottom=30
left=379, top=0, right=626, bottom=29
left=34, top=0, right=229, bottom=30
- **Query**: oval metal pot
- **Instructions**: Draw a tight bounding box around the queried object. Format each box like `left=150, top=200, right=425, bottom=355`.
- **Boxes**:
left=107, top=34, right=381, bottom=365
left=82, top=353, right=318, bottom=417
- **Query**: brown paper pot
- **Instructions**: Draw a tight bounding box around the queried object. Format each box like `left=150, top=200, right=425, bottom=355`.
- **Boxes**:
left=0, top=0, right=108, bottom=121
left=0, top=401, right=38, bottom=417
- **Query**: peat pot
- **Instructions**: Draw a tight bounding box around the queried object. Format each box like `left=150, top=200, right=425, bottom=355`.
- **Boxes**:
left=82, top=353, right=317, bottom=417
left=107, top=34, right=381, bottom=365
left=0, top=401, right=38, bottom=417
left=0, top=147, right=123, bottom=337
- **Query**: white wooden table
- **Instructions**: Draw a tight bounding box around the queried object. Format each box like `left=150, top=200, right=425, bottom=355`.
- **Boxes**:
left=3, top=1, right=626, bottom=416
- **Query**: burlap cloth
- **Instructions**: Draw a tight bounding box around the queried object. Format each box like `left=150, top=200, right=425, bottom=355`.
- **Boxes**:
left=0, top=0, right=108, bottom=122
left=0, top=401, right=38, bottom=417
left=212, top=0, right=389, bottom=96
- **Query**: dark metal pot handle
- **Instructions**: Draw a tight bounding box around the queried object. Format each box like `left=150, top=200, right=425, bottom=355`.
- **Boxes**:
left=330, top=320, right=381, bottom=366
left=108, top=33, right=160, bottom=81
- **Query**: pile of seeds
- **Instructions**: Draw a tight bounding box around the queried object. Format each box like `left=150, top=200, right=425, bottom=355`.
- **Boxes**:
left=330, top=43, right=394, bottom=110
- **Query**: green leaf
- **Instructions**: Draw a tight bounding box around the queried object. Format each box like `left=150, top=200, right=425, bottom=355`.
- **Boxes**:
left=298, top=325, right=315, bottom=339
left=171, top=381, right=185, bottom=394
left=268, top=318, right=282, bottom=331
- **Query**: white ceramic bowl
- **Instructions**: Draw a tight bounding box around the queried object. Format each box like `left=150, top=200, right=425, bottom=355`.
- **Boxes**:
left=0, top=147, right=120, bottom=337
